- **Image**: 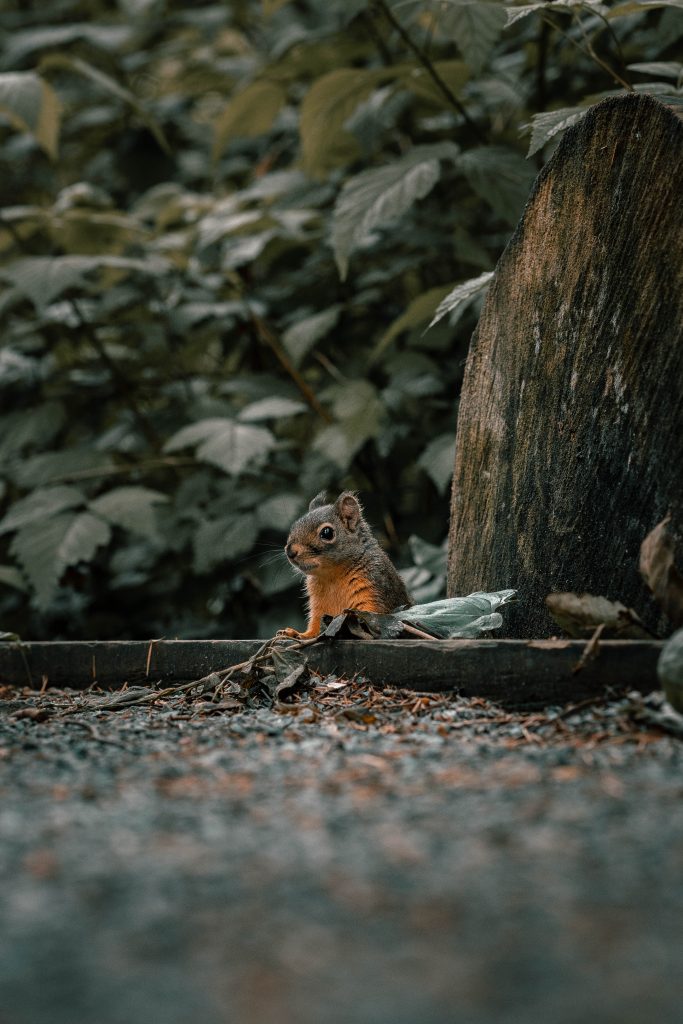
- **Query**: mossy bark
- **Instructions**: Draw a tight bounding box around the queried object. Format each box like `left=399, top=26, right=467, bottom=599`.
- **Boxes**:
left=448, top=94, right=683, bottom=637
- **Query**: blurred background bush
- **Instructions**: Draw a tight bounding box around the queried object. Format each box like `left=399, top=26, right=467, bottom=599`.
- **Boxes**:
left=0, top=0, right=680, bottom=638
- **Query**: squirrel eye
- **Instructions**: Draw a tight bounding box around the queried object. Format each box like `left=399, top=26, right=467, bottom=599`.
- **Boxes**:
left=319, top=525, right=335, bottom=542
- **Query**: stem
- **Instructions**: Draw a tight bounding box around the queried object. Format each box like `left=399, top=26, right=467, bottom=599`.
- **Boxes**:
left=249, top=312, right=333, bottom=424
left=536, top=17, right=550, bottom=112
left=70, top=299, right=164, bottom=452
left=575, top=12, right=633, bottom=92
left=372, top=0, right=487, bottom=144
left=542, top=12, right=633, bottom=94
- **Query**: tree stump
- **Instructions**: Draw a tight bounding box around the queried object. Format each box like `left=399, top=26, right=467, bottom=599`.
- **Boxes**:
left=447, top=94, right=683, bottom=637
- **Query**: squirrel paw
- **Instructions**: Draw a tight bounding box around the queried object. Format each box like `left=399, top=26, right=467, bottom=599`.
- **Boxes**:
left=276, top=627, right=304, bottom=639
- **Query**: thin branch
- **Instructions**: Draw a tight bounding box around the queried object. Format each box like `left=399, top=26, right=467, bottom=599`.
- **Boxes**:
left=541, top=12, right=632, bottom=93
left=249, top=312, right=333, bottom=424
left=574, top=12, right=633, bottom=92
left=42, top=456, right=195, bottom=484
left=371, top=0, right=487, bottom=144
left=70, top=299, right=164, bottom=452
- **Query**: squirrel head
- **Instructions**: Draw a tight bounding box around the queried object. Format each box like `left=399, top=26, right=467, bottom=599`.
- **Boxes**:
left=285, top=491, right=367, bottom=576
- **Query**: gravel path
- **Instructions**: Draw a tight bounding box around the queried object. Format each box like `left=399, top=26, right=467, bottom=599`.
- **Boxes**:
left=1, top=679, right=682, bottom=1024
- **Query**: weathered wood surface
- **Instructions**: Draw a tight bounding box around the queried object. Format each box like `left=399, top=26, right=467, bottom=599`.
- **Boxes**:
left=0, top=638, right=663, bottom=706
left=448, top=94, right=683, bottom=637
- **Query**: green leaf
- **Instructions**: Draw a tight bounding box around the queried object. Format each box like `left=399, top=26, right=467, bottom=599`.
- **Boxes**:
left=441, top=2, right=507, bottom=74
left=0, top=565, right=28, bottom=592
left=0, top=72, right=61, bottom=158
left=505, top=1, right=609, bottom=27
left=300, top=67, right=385, bottom=177
left=457, top=146, right=535, bottom=224
left=0, top=255, right=170, bottom=313
left=193, top=514, right=258, bottom=572
left=0, top=402, right=65, bottom=461
left=10, top=510, right=111, bottom=609
left=0, top=485, right=86, bottom=535
left=627, top=61, right=683, bottom=80
left=282, top=307, right=342, bottom=367
left=164, top=418, right=275, bottom=476
left=256, top=493, right=303, bottom=533
left=418, top=433, right=457, bottom=495
left=332, top=143, right=460, bottom=280
left=372, top=284, right=455, bottom=362
left=313, top=380, right=384, bottom=470
left=40, top=54, right=170, bottom=154
left=524, top=106, right=587, bottom=157
left=399, top=61, right=470, bottom=107
left=11, top=449, right=115, bottom=489
left=237, top=397, right=307, bottom=421
left=605, top=0, right=682, bottom=17
left=213, top=80, right=287, bottom=160
left=427, top=271, right=494, bottom=331
left=89, top=486, right=168, bottom=541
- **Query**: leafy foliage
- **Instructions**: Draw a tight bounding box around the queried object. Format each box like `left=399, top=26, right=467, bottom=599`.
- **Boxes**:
left=0, top=0, right=680, bottom=638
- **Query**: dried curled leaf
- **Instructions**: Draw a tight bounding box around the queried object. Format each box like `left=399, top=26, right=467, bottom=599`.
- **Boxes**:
left=545, top=592, right=651, bottom=639
left=639, top=516, right=683, bottom=628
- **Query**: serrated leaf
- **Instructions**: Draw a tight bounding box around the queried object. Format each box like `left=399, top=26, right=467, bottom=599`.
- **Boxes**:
left=0, top=255, right=170, bottom=313
left=213, top=80, right=286, bottom=160
left=442, top=2, right=507, bottom=74
left=372, top=284, right=454, bottom=361
left=427, top=271, right=494, bottom=330
left=59, top=511, right=112, bottom=574
left=164, top=418, right=275, bottom=476
left=282, top=306, right=342, bottom=366
left=10, top=510, right=111, bottom=609
left=237, top=397, right=306, bottom=422
left=525, top=106, right=587, bottom=158
left=505, top=1, right=608, bottom=27
left=418, top=433, right=457, bottom=495
left=332, top=143, right=459, bottom=280
left=457, top=145, right=535, bottom=224
left=89, top=486, right=168, bottom=541
left=300, top=68, right=385, bottom=177
left=193, top=514, right=258, bottom=573
left=0, top=72, right=61, bottom=158
left=0, top=485, right=86, bottom=535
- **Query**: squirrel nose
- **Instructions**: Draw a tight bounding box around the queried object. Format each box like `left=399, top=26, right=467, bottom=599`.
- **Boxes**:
left=286, top=541, right=300, bottom=561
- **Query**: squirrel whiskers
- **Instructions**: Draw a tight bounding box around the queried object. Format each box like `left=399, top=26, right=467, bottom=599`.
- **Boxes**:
left=279, top=491, right=411, bottom=639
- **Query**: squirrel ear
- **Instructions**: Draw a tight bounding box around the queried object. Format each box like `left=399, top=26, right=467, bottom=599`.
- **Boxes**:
left=308, top=491, right=328, bottom=511
left=335, top=491, right=361, bottom=530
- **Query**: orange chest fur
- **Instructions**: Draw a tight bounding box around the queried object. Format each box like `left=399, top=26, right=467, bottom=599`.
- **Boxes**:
left=306, top=569, right=383, bottom=617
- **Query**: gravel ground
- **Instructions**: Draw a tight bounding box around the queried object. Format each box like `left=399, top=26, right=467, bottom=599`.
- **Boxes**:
left=1, top=677, right=682, bottom=1024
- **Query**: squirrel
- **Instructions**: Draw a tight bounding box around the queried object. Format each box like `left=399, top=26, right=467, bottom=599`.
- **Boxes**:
left=279, top=491, right=412, bottom=639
